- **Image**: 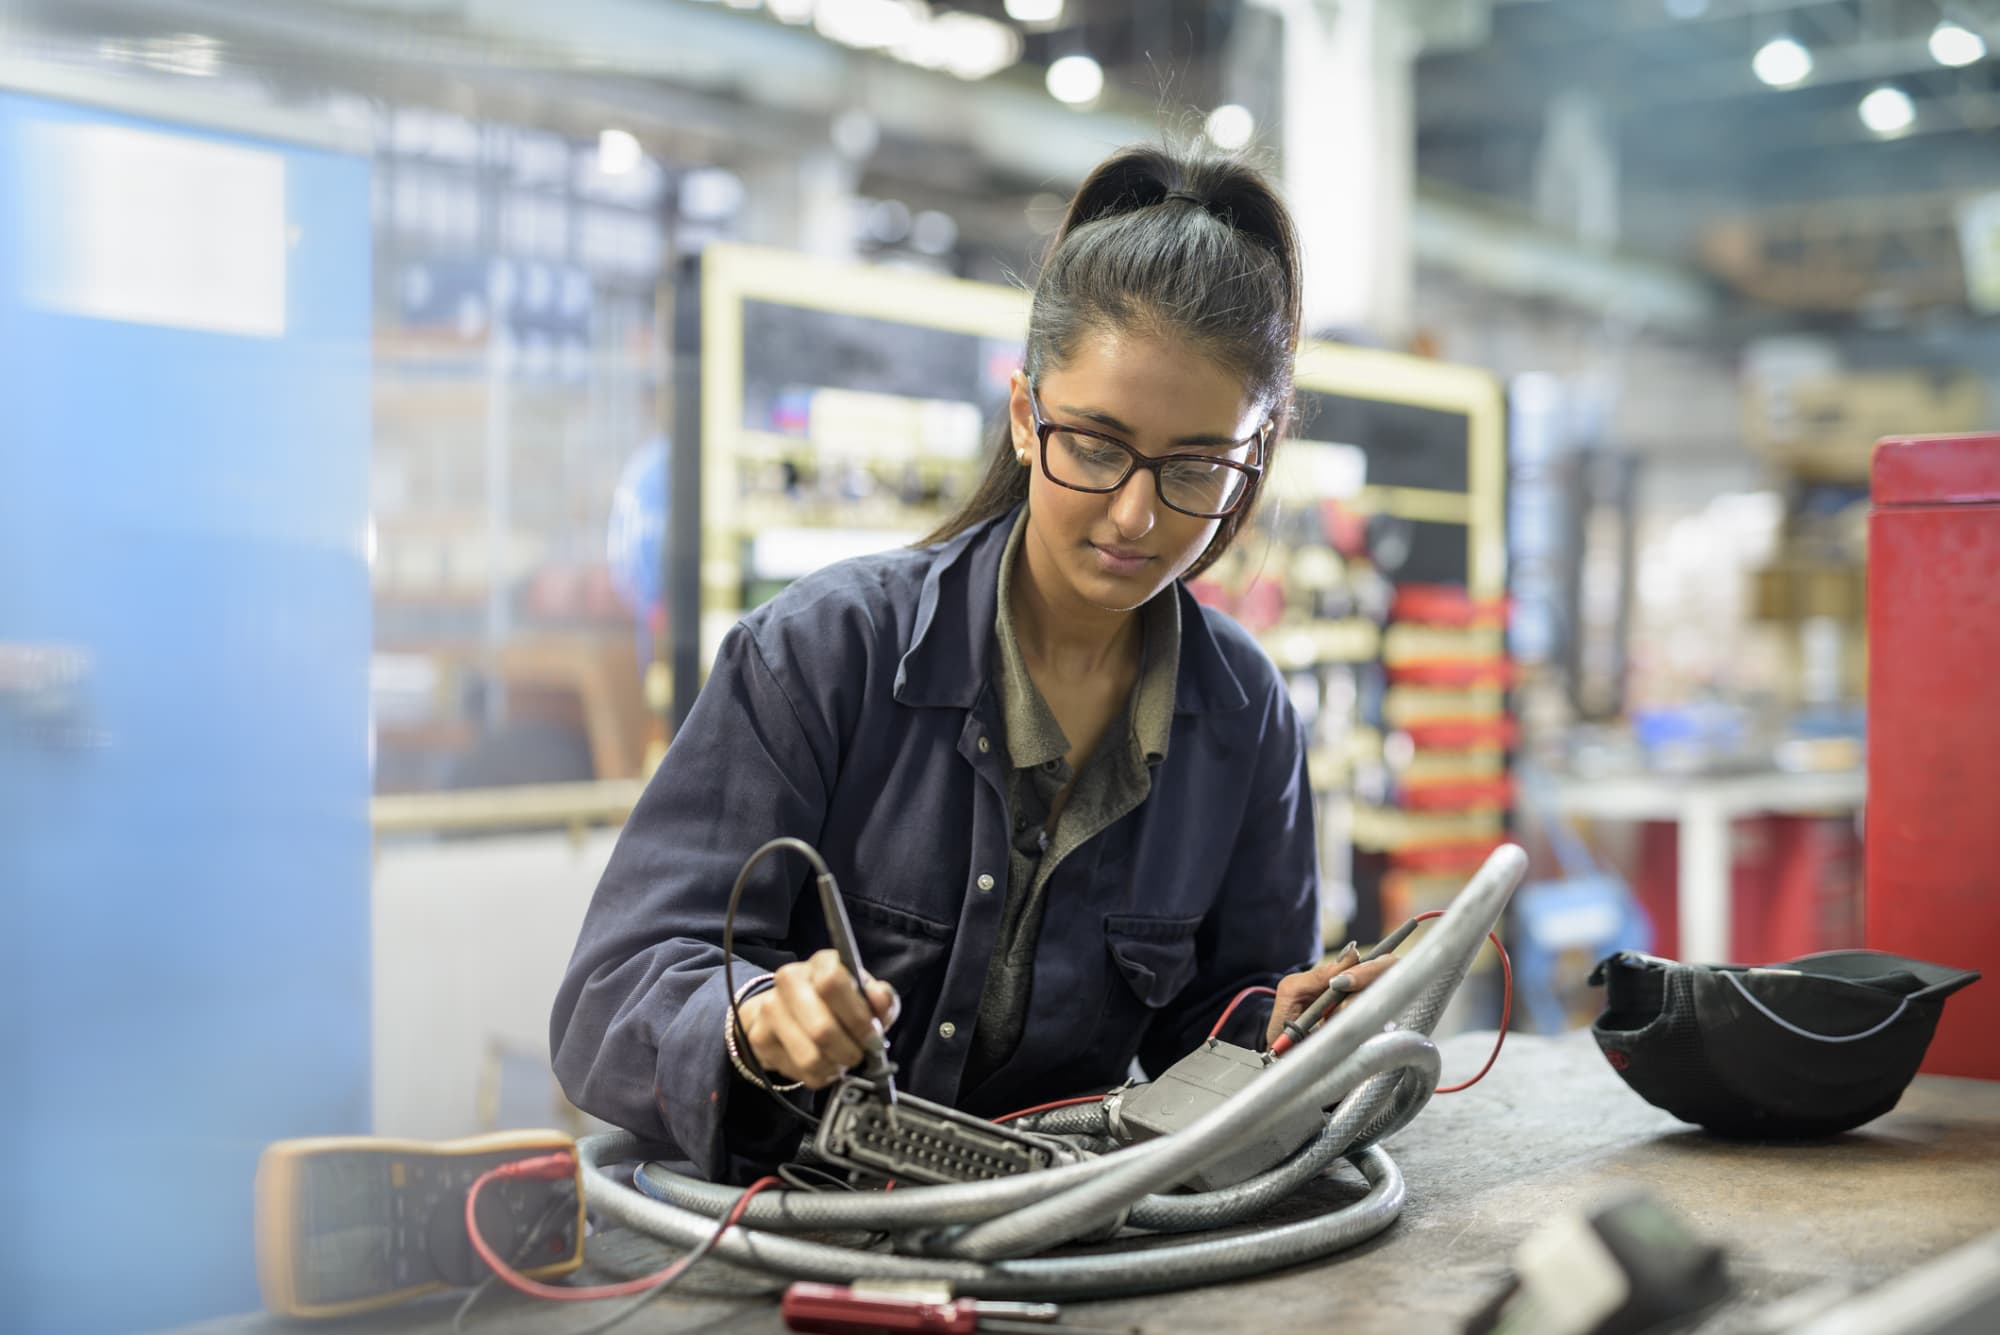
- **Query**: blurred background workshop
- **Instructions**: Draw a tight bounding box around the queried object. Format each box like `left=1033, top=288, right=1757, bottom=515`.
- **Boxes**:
left=1, top=1, right=1996, bottom=1334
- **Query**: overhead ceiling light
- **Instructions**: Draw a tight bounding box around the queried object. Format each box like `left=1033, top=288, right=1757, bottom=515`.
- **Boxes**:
left=1662, top=0, right=1710, bottom=17
left=597, top=128, right=642, bottom=176
left=1046, top=54, right=1103, bottom=106
left=1025, top=191, right=1067, bottom=233
left=680, top=167, right=745, bottom=219
left=1752, top=36, right=1813, bottom=88
left=865, top=198, right=913, bottom=244
left=1205, top=103, right=1255, bottom=151
left=1859, top=85, right=1915, bottom=136
left=831, top=107, right=880, bottom=160
left=1004, top=0, right=1063, bottom=23
left=113, top=32, right=221, bottom=77
left=911, top=209, right=958, bottom=255
left=815, top=0, right=921, bottom=52
left=1929, top=21, right=1987, bottom=68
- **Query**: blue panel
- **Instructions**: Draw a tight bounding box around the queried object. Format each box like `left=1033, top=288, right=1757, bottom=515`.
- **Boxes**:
left=0, top=92, right=372, bottom=1335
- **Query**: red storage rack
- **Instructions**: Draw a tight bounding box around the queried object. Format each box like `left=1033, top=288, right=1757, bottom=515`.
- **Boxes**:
left=1866, top=433, right=2000, bottom=1079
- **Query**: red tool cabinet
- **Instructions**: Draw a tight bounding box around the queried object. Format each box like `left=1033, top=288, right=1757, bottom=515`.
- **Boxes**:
left=1866, top=433, right=2000, bottom=1079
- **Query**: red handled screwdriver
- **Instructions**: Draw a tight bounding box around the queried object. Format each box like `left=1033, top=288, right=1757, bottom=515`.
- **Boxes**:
left=782, top=1282, right=1134, bottom=1334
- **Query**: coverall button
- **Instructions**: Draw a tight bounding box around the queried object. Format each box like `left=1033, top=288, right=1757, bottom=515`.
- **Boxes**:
left=976, top=873, right=995, bottom=891
left=939, top=1021, right=957, bottom=1039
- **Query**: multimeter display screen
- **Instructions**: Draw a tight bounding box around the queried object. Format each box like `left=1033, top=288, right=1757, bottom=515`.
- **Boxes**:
left=297, top=1158, right=396, bottom=1304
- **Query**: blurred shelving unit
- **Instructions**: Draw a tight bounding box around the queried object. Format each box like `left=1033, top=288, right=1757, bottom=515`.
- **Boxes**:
left=365, top=111, right=671, bottom=794
left=672, top=242, right=1029, bottom=688
left=1743, top=364, right=1989, bottom=712
left=1216, top=343, right=1510, bottom=943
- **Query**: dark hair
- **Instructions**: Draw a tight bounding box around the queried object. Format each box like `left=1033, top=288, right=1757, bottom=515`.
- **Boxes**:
left=921, top=143, right=1303, bottom=578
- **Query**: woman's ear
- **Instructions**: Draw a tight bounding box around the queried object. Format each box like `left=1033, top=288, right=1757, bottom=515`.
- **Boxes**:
left=1008, top=371, right=1035, bottom=465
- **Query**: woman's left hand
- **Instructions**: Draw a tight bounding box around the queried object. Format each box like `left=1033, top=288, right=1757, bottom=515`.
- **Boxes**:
left=1264, top=949, right=1399, bottom=1049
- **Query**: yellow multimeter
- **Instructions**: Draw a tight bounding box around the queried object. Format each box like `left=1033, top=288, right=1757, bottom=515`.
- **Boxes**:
left=254, top=1130, right=586, bottom=1319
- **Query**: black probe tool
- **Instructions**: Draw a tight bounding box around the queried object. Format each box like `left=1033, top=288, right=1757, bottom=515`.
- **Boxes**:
left=814, top=868, right=900, bottom=1104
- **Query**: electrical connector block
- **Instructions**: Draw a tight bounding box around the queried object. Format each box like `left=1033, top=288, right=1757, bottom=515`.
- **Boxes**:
left=815, top=1082, right=1065, bottom=1185
left=1109, top=1039, right=1322, bottom=1190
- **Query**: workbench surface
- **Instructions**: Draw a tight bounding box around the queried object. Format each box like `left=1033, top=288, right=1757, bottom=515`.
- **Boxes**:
left=170, top=1031, right=2000, bottom=1335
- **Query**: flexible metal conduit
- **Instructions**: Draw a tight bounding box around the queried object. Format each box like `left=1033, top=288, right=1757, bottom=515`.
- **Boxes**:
left=580, top=1042, right=1417, bottom=1298
left=1123, top=1043, right=1441, bottom=1233
left=632, top=1029, right=1431, bottom=1235
left=942, top=844, right=1524, bottom=1260
left=578, top=843, right=1527, bottom=1298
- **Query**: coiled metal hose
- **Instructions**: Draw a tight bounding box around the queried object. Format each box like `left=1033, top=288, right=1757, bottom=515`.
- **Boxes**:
left=578, top=843, right=1527, bottom=1298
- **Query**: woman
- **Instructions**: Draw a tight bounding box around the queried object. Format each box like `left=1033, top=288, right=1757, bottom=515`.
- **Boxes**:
left=551, top=144, right=1392, bottom=1184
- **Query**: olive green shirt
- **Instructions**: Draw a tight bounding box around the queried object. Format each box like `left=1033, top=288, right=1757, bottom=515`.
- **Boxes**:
left=966, top=509, right=1181, bottom=1081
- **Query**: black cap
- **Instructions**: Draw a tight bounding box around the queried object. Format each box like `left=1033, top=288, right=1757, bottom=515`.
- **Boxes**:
left=1589, top=949, right=1980, bottom=1139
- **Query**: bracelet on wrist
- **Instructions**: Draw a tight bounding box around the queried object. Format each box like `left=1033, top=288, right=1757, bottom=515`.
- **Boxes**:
left=725, top=974, right=803, bottom=1093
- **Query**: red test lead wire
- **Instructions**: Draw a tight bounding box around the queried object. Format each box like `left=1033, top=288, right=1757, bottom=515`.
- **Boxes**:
left=991, top=982, right=1282, bottom=1125
left=463, top=1153, right=782, bottom=1302
left=990, top=1093, right=1106, bottom=1124
left=1417, top=909, right=1512, bottom=1094
left=1207, top=984, right=1278, bottom=1042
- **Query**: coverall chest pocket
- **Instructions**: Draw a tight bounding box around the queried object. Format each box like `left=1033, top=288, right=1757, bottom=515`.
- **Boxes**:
left=839, top=894, right=956, bottom=1045
left=1103, top=912, right=1204, bottom=1008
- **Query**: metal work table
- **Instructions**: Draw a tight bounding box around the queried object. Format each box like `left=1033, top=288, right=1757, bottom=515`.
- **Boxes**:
left=1551, top=768, right=1867, bottom=964
left=170, top=1030, right=2000, bottom=1335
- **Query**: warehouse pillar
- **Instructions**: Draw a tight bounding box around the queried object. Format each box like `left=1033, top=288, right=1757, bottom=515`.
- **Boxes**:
left=1277, top=0, right=1419, bottom=345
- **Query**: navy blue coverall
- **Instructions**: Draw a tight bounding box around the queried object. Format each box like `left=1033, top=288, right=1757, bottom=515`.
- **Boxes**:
left=549, top=508, right=1320, bottom=1182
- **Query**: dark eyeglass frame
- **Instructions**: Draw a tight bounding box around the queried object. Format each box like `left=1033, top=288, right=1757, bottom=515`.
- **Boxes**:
left=1025, top=383, right=1268, bottom=520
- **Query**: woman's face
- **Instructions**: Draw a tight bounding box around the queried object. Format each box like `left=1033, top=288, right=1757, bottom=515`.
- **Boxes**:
left=1008, top=327, right=1266, bottom=617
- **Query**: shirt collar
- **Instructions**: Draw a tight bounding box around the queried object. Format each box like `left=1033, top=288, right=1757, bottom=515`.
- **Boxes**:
left=1132, top=591, right=1178, bottom=764
left=992, top=510, right=1071, bottom=770
left=892, top=503, right=1247, bottom=717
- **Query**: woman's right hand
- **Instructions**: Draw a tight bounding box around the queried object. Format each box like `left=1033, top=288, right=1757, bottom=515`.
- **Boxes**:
left=738, top=949, right=901, bottom=1090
